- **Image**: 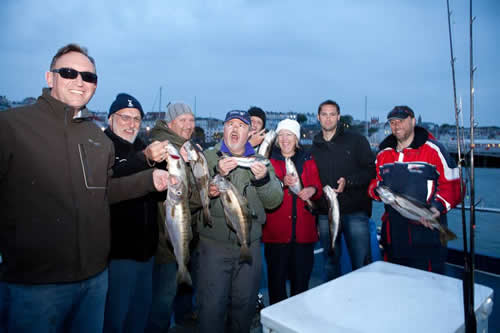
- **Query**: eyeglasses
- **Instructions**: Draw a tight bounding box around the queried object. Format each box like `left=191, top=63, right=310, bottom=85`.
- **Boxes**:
left=113, top=113, right=142, bottom=124
left=51, top=67, right=98, bottom=84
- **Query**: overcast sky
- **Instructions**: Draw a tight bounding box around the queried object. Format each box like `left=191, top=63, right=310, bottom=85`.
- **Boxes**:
left=1, top=0, right=499, bottom=126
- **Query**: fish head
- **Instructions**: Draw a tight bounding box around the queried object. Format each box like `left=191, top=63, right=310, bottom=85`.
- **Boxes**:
left=167, top=176, right=186, bottom=202
left=211, top=174, right=230, bottom=192
left=166, top=144, right=182, bottom=159
left=285, top=158, right=297, bottom=176
left=182, top=141, right=198, bottom=162
left=376, top=186, right=396, bottom=205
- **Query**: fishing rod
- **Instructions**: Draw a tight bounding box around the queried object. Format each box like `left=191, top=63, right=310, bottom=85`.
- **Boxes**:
left=466, top=0, right=477, bottom=331
left=445, top=0, right=476, bottom=331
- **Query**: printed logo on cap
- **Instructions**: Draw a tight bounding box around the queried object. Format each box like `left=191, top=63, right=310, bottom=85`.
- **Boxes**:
left=128, top=99, right=134, bottom=108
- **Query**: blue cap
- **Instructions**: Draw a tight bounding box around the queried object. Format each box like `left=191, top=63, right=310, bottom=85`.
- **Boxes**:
left=224, top=110, right=251, bottom=125
left=109, top=93, right=144, bottom=118
left=387, top=106, right=414, bottom=120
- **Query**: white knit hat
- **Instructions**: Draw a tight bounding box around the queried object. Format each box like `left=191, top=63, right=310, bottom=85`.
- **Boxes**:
left=276, top=118, right=301, bottom=141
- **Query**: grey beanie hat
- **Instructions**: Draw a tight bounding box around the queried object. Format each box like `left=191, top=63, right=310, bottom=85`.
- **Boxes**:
left=165, top=102, right=194, bottom=123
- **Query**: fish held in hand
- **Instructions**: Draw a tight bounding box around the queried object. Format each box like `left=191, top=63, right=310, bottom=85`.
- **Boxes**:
left=211, top=174, right=252, bottom=264
left=323, top=185, right=340, bottom=254
left=183, top=141, right=213, bottom=227
left=285, top=157, right=315, bottom=210
left=257, top=130, right=277, bottom=158
left=375, top=185, right=457, bottom=245
left=164, top=176, right=193, bottom=286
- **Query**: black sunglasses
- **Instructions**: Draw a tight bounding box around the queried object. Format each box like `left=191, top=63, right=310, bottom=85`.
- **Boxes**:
left=51, top=67, right=98, bottom=84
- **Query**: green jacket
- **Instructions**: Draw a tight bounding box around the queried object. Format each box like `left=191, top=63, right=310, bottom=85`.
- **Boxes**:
left=150, top=120, right=202, bottom=264
left=200, top=142, right=283, bottom=245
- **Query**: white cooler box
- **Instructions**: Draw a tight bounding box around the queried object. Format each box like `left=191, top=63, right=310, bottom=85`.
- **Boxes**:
left=260, top=261, right=494, bottom=333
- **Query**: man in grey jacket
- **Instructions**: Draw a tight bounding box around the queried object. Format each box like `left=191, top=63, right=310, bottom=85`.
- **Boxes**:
left=0, top=43, right=169, bottom=333
left=196, top=110, right=283, bottom=333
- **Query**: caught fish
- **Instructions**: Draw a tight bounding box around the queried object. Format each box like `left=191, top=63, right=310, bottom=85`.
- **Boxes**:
left=257, top=130, right=277, bottom=158
left=165, top=143, right=189, bottom=193
left=225, top=155, right=270, bottom=168
left=183, top=141, right=213, bottom=227
left=211, top=174, right=252, bottom=264
left=323, top=185, right=340, bottom=253
left=285, top=157, right=314, bottom=209
left=164, top=176, right=193, bottom=286
left=375, top=185, right=457, bottom=245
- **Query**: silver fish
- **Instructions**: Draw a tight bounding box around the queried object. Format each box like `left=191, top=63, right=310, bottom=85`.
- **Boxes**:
left=323, top=185, right=340, bottom=253
left=285, top=157, right=314, bottom=209
left=257, top=130, right=277, bottom=158
left=375, top=185, right=457, bottom=245
left=230, top=155, right=270, bottom=168
left=165, top=143, right=189, bottom=193
left=211, top=174, right=252, bottom=264
left=183, top=141, right=213, bottom=227
left=164, top=176, right=193, bottom=286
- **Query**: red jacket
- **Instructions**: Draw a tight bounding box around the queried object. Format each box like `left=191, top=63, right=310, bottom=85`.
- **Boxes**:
left=263, top=148, right=323, bottom=244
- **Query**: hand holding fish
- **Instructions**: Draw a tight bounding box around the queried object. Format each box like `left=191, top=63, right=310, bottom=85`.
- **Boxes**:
left=334, top=177, right=346, bottom=193
left=420, top=206, right=440, bottom=230
left=284, top=174, right=299, bottom=187
left=297, top=186, right=316, bottom=201
left=208, top=183, right=220, bottom=198
left=249, top=129, right=266, bottom=147
left=250, top=162, right=267, bottom=180
left=144, top=140, right=170, bottom=163
left=218, top=157, right=238, bottom=176
left=152, top=169, right=170, bottom=191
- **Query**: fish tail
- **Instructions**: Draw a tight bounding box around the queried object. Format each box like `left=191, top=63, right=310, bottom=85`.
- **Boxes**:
left=176, top=265, right=193, bottom=287
left=239, top=245, right=253, bottom=265
left=440, top=228, right=458, bottom=245
left=203, top=207, right=213, bottom=227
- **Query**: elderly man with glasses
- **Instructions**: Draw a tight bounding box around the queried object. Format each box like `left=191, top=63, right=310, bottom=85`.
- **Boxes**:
left=0, top=43, right=170, bottom=333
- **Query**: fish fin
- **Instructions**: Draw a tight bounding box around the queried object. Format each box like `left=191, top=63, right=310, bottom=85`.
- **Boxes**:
left=176, top=265, right=193, bottom=287
left=239, top=245, right=253, bottom=265
left=203, top=209, right=213, bottom=228
left=440, top=227, right=458, bottom=245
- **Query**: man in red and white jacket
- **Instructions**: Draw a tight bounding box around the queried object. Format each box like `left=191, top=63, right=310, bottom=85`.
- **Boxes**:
left=368, top=106, right=461, bottom=274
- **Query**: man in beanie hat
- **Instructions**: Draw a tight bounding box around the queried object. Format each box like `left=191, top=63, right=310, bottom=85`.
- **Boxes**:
left=248, top=106, right=267, bottom=148
left=196, top=110, right=283, bottom=333
left=311, top=99, right=375, bottom=281
left=146, top=101, right=202, bottom=331
left=368, top=106, right=461, bottom=274
left=104, top=93, right=170, bottom=332
left=0, top=44, right=170, bottom=333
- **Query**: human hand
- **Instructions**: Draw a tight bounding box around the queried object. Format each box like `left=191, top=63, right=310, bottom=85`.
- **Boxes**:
left=284, top=174, right=299, bottom=187
left=249, top=129, right=266, bottom=147
left=420, top=207, right=440, bottom=230
left=250, top=162, right=267, bottom=180
left=298, top=186, right=316, bottom=201
left=218, top=157, right=238, bottom=176
left=152, top=169, right=170, bottom=191
left=208, top=183, right=220, bottom=198
left=144, top=140, right=170, bottom=163
left=334, top=177, right=346, bottom=193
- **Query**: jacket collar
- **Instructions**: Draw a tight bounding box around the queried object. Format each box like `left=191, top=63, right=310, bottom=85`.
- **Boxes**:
left=220, top=140, right=255, bottom=157
left=104, top=127, right=144, bottom=151
left=313, top=125, right=344, bottom=146
left=41, top=88, right=93, bottom=121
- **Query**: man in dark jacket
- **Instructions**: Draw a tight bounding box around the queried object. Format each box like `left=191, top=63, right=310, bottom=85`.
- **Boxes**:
left=311, top=100, right=375, bottom=281
left=368, top=106, right=461, bottom=274
left=0, top=44, right=169, bottom=333
left=103, top=93, right=168, bottom=332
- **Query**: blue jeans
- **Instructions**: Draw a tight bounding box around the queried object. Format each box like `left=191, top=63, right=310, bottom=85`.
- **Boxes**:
left=104, top=257, right=155, bottom=333
left=145, top=260, right=177, bottom=333
left=0, top=269, right=108, bottom=333
left=318, top=212, right=371, bottom=281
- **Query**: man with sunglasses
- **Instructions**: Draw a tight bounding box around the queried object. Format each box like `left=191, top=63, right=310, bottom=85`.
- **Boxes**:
left=0, top=43, right=170, bottom=333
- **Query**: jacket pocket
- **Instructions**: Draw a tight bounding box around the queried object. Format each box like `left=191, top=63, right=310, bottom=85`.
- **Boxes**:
left=78, top=143, right=107, bottom=189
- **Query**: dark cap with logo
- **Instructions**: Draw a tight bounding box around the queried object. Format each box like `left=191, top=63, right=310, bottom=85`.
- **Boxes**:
left=387, top=106, right=414, bottom=120
left=109, top=93, right=144, bottom=118
left=224, top=110, right=251, bottom=125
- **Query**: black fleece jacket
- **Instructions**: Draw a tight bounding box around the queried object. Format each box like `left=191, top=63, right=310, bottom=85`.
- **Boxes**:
left=311, top=126, right=375, bottom=216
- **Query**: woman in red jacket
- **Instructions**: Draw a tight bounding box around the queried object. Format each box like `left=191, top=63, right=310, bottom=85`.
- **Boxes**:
left=263, top=118, right=323, bottom=304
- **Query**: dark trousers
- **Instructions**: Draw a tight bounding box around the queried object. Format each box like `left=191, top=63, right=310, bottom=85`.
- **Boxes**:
left=196, top=237, right=261, bottom=333
left=264, top=242, right=314, bottom=305
left=389, top=251, right=446, bottom=275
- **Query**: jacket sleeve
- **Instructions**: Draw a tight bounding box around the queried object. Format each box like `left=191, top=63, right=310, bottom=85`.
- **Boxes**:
left=428, top=142, right=461, bottom=213
left=368, top=150, right=384, bottom=201
left=345, top=135, right=376, bottom=189
left=302, top=158, right=323, bottom=201
left=253, top=163, right=283, bottom=210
